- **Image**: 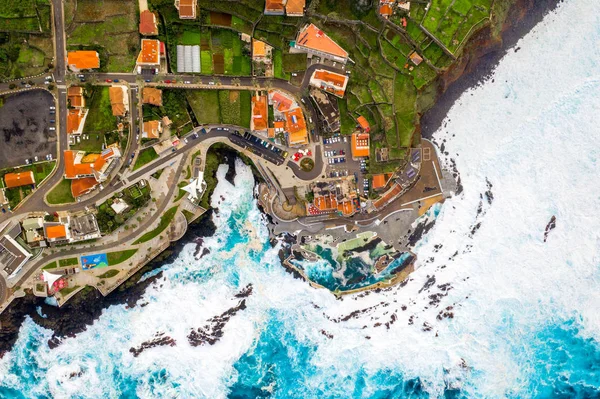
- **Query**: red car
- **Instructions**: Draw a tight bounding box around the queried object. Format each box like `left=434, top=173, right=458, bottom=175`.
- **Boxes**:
left=105, top=79, right=112, bottom=83
left=164, top=80, right=171, bottom=83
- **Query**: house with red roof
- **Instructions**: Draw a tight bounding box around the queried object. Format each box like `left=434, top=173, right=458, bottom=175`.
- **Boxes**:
left=293, top=24, right=349, bottom=64
left=139, top=10, right=159, bottom=35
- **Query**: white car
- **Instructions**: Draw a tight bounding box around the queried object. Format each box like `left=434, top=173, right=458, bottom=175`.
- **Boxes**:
left=184, top=81, right=191, bottom=84
left=49, top=106, right=55, bottom=110
left=49, top=127, right=55, bottom=131
left=34, top=156, right=38, bottom=162
left=184, top=138, right=188, bottom=144
left=208, top=81, right=216, bottom=85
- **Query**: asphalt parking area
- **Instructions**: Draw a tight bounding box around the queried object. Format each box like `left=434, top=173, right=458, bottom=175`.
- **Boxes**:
left=322, top=136, right=368, bottom=195
left=0, top=90, right=56, bottom=169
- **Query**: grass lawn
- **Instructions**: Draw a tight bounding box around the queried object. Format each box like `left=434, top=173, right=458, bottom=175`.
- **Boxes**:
left=394, top=74, right=417, bottom=148
left=59, top=257, right=79, bottom=267
left=70, top=133, right=105, bottom=152
left=98, top=269, right=120, bottom=278
left=186, top=90, right=220, bottom=124
left=182, top=209, right=195, bottom=222
left=107, top=249, right=137, bottom=266
left=133, top=147, right=159, bottom=171
left=133, top=206, right=178, bottom=244
left=180, top=30, right=201, bottom=45
left=84, top=87, right=117, bottom=133
left=42, top=261, right=57, bottom=270
left=60, top=285, right=81, bottom=296
left=282, top=53, right=307, bottom=73
left=273, top=49, right=285, bottom=79
left=47, top=179, right=75, bottom=204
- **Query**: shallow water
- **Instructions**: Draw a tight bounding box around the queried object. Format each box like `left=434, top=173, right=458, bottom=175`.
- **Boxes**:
left=1, top=1, right=600, bottom=397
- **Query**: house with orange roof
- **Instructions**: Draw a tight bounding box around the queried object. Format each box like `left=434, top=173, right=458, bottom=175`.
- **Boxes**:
left=142, top=120, right=162, bottom=139
left=252, top=39, right=272, bottom=64
left=309, top=69, right=349, bottom=98
left=409, top=51, right=423, bottom=66
left=269, top=90, right=295, bottom=112
left=284, top=107, right=308, bottom=146
left=251, top=94, right=268, bottom=132
left=139, top=10, right=159, bottom=35
left=67, top=51, right=100, bottom=71
left=308, top=180, right=358, bottom=216
left=293, top=24, right=349, bottom=64
left=379, top=3, right=393, bottom=18
left=64, top=148, right=121, bottom=182
left=4, top=171, right=35, bottom=188
left=136, top=39, right=162, bottom=74
left=286, top=0, right=305, bottom=16
left=264, top=0, right=285, bottom=15
left=71, top=177, right=99, bottom=198
left=357, top=115, right=370, bottom=132
left=372, top=174, right=388, bottom=190
left=351, top=132, right=370, bottom=159
left=43, top=223, right=70, bottom=244
left=67, top=109, right=88, bottom=135
left=67, top=86, right=85, bottom=108
left=109, top=86, right=128, bottom=117
left=142, top=87, right=163, bottom=106
left=174, top=0, right=196, bottom=19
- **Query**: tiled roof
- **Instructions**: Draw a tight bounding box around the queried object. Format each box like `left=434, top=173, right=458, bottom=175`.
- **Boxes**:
left=379, top=4, right=393, bottom=16
left=64, top=150, right=93, bottom=178
left=351, top=132, right=370, bottom=158
left=285, top=107, right=308, bottom=145
left=4, top=171, right=35, bottom=188
left=45, top=225, right=67, bottom=239
left=71, top=177, right=99, bottom=198
left=139, top=10, right=158, bottom=35
left=372, top=174, right=387, bottom=189
left=296, top=24, right=348, bottom=59
left=285, top=0, right=305, bottom=15
left=143, top=120, right=161, bottom=139
left=68, top=87, right=84, bottom=107
left=67, top=109, right=84, bottom=134
left=67, top=51, right=100, bottom=69
left=270, top=91, right=294, bottom=112
left=109, top=86, right=126, bottom=116
left=178, top=0, right=196, bottom=18
left=265, top=0, right=285, bottom=12
left=137, top=39, right=160, bottom=65
left=142, top=87, right=162, bottom=106
left=312, top=69, right=348, bottom=97
left=357, top=115, right=370, bottom=131
left=252, top=39, right=267, bottom=58
left=251, top=95, right=268, bottom=131
left=409, top=51, right=423, bottom=65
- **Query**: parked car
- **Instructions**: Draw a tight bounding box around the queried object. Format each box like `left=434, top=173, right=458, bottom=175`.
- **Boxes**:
left=106, top=79, right=112, bottom=83
left=49, top=127, right=55, bottom=131
left=164, top=80, right=171, bottom=83
left=77, top=74, right=84, bottom=78
left=50, top=119, right=55, bottom=123
left=34, top=156, right=38, bottom=162
left=113, top=79, right=119, bottom=83
left=184, top=138, right=188, bottom=144
left=25, top=159, right=31, bottom=165
left=145, top=79, right=151, bottom=83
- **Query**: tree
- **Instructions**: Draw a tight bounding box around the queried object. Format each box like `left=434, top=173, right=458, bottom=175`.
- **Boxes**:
left=9, top=83, right=15, bottom=89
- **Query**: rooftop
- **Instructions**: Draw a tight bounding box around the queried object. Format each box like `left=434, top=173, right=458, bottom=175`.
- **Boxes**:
left=137, top=39, right=161, bottom=65
left=67, top=51, right=100, bottom=70
left=296, top=24, right=349, bottom=59
left=142, top=87, right=163, bottom=106
left=109, top=86, right=126, bottom=116
left=71, top=177, right=99, bottom=198
left=4, top=171, right=35, bottom=188
left=286, top=0, right=305, bottom=15
left=45, top=224, right=67, bottom=240
left=143, top=120, right=161, bottom=139
left=139, top=10, right=158, bottom=35
left=252, top=39, right=268, bottom=58
left=251, top=94, right=268, bottom=131
left=311, top=69, right=349, bottom=97
left=265, top=0, right=285, bottom=13
left=67, top=109, right=85, bottom=134
left=177, top=0, right=197, bottom=18
left=351, top=132, right=370, bottom=158
left=284, top=107, right=308, bottom=146
left=357, top=115, right=370, bottom=132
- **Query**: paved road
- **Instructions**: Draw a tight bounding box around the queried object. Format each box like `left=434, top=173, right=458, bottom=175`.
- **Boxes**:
left=287, top=144, right=325, bottom=180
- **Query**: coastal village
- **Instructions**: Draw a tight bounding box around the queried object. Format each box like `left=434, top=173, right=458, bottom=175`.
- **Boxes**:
left=0, top=0, right=493, bottom=310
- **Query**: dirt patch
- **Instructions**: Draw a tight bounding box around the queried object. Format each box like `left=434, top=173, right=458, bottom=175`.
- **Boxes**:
left=210, top=12, right=232, bottom=27
left=200, top=37, right=210, bottom=51
left=0, top=90, right=56, bottom=169
left=229, top=91, right=239, bottom=102
left=213, top=54, right=225, bottom=74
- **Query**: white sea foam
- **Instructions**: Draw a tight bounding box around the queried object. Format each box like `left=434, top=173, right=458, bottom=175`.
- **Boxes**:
left=1, top=1, right=599, bottom=397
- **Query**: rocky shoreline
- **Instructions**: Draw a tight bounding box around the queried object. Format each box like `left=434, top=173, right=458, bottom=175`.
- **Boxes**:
left=0, top=1, right=563, bottom=358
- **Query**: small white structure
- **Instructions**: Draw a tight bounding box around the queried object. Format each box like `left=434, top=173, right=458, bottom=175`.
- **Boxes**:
left=43, top=270, right=63, bottom=288
left=181, top=174, right=207, bottom=202
left=111, top=198, right=130, bottom=215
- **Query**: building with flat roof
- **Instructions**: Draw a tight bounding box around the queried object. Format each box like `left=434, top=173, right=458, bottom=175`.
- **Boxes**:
left=4, top=171, right=35, bottom=188
left=0, top=234, right=31, bottom=277
left=139, top=10, right=159, bottom=35
left=351, top=132, right=370, bottom=159
left=143, top=120, right=162, bottom=139
left=309, top=88, right=340, bottom=133
left=44, top=222, right=70, bottom=244
left=293, top=24, right=349, bottom=64
left=176, top=45, right=200, bottom=73
left=174, top=0, right=196, bottom=19
left=109, top=86, right=128, bottom=117
left=22, top=217, right=43, bottom=231
left=70, top=213, right=101, bottom=241
left=111, top=198, right=130, bottom=215
left=67, top=51, right=100, bottom=71
left=251, top=94, right=268, bottom=132
left=284, top=107, right=308, bottom=146
left=309, top=69, right=349, bottom=98
left=136, top=39, right=161, bottom=73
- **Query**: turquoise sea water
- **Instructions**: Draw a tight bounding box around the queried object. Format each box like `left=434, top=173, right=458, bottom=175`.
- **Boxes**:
left=2, top=1, right=600, bottom=397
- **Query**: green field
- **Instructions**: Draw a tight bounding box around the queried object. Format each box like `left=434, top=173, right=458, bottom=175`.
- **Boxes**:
left=59, top=257, right=79, bottom=267
left=187, top=90, right=250, bottom=127
left=67, top=0, right=139, bottom=72
left=133, top=147, right=159, bottom=171
left=422, top=0, right=492, bottom=54
left=186, top=90, right=220, bottom=124
left=143, top=90, right=192, bottom=135
left=107, top=249, right=137, bottom=266
left=84, top=87, right=117, bottom=134
left=47, top=179, right=75, bottom=205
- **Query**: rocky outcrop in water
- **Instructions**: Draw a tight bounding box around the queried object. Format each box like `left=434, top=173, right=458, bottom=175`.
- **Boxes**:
left=188, top=299, right=247, bottom=346
left=544, top=216, right=556, bottom=242
left=130, top=332, right=176, bottom=357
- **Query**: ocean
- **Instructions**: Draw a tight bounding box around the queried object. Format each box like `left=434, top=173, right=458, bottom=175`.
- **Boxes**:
left=1, top=0, right=600, bottom=397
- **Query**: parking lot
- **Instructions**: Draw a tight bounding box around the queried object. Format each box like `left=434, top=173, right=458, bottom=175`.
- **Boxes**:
left=0, top=90, right=57, bottom=169
left=229, top=131, right=286, bottom=165
left=322, top=135, right=369, bottom=196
